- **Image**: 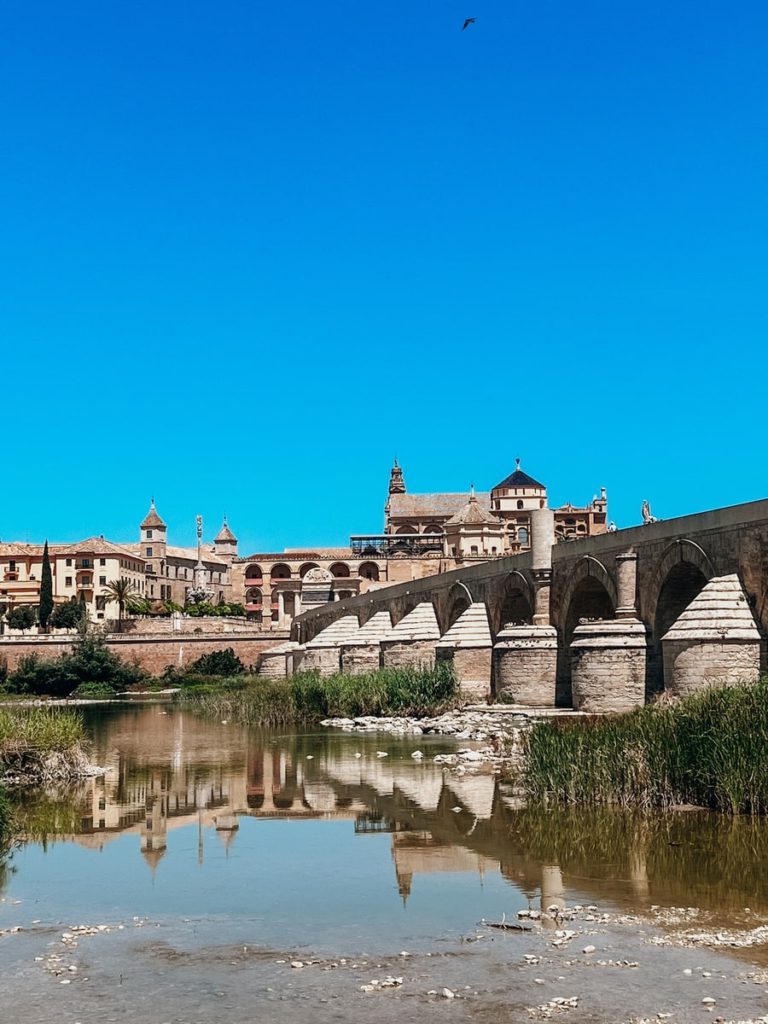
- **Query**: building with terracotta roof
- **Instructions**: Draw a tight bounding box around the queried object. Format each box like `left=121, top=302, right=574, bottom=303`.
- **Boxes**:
left=351, top=458, right=608, bottom=562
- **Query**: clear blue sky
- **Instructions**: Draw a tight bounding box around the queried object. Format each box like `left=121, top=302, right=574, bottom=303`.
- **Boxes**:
left=2, top=1, right=766, bottom=554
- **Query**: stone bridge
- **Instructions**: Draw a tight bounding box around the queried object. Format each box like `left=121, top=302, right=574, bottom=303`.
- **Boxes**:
left=280, top=499, right=768, bottom=710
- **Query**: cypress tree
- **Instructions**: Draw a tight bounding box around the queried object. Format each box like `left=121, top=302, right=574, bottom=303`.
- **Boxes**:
left=39, top=540, right=54, bottom=631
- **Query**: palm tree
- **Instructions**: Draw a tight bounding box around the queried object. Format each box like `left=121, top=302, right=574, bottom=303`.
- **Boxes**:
left=102, top=577, right=138, bottom=632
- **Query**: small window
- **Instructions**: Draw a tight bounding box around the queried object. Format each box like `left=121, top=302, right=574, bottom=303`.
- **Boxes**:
left=471, top=545, right=478, bottom=555
left=146, top=547, right=153, bottom=557
left=100, top=558, right=106, bottom=566
left=517, top=500, right=524, bottom=510
left=146, top=529, right=153, bottom=539
left=66, top=558, right=72, bottom=567
left=65, top=576, right=72, bottom=587
left=99, top=576, right=106, bottom=586
left=8, top=561, right=16, bottom=571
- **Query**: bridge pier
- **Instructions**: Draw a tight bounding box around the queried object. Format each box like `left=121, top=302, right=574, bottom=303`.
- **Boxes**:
left=380, top=603, right=441, bottom=670
left=570, top=619, right=647, bottom=713
left=435, top=603, right=492, bottom=700
left=260, top=640, right=304, bottom=678
left=340, top=611, right=392, bottom=675
left=493, top=625, right=558, bottom=705
left=661, top=574, right=761, bottom=695
left=301, top=615, right=360, bottom=676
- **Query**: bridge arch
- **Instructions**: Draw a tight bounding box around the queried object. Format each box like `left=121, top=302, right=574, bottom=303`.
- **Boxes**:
left=491, top=570, right=535, bottom=634
left=438, top=581, right=474, bottom=633
left=646, top=540, right=715, bottom=692
left=559, top=556, right=618, bottom=636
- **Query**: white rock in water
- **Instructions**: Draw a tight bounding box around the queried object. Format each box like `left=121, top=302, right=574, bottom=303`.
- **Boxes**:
left=354, top=753, right=362, bottom=758
left=441, top=988, right=455, bottom=999
left=290, top=961, right=304, bottom=969
left=701, top=997, right=716, bottom=1005
left=411, top=751, right=424, bottom=759
left=452, top=806, right=462, bottom=813
left=376, top=751, right=389, bottom=758
left=583, top=945, right=596, bottom=954
left=360, top=984, right=375, bottom=992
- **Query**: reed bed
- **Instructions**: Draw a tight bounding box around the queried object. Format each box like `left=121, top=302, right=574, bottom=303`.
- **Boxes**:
left=176, top=664, right=459, bottom=726
left=524, top=677, right=768, bottom=814
left=0, top=707, right=84, bottom=756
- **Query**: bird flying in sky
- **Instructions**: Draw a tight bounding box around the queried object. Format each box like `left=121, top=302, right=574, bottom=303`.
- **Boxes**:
left=462, top=17, right=476, bottom=31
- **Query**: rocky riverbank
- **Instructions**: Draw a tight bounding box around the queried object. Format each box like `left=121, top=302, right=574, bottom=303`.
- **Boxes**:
left=0, top=745, right=107, bottom=787
left=320, top=708, right=538, bottom=775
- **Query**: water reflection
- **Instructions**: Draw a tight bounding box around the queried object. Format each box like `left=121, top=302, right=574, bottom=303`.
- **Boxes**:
left=9, top=704, right=768, bottom=921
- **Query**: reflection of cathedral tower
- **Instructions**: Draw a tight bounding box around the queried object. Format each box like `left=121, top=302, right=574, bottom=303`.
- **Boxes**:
left=396, top=868, right=412, bottom=905
left=140, top=771, right=168, bottom=874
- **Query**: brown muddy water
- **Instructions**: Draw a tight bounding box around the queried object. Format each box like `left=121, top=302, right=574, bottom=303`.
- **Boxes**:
left=1, top=704, right=768, bottom=1023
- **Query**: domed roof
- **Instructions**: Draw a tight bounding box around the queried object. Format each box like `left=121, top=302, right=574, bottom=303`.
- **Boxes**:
left=444, top=489, right=498, bottom=528
left=215, top=516, right=237, bottom=543
left=140, top=499, right=166, bottom=530
left=492, top=458, right=546, bottom=492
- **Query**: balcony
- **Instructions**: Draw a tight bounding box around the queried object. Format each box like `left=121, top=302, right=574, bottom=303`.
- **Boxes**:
left=75, top=560, right=93, bottom=570
left=77, top=579, right=94, bottom=590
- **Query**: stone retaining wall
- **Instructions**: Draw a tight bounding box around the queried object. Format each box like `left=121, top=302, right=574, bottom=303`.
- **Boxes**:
left=0, top=633, right=289, bottom=675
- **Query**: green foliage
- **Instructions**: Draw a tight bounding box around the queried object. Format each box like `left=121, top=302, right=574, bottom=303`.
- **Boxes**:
left=50, top=601, right=85, bottom=630
left=523, top=677, right=768, bottom=815
left=7, top=605, right=36, bottom=632
left=102, top=577, right=138, bottom=630
left=0, top=707, right=84, bottom=753
left=68, top=681, right=117, bottom=699
left=125, top=597, right=152, bottom=615
left=176, top=663, right=459, bottom=726
left=183, top=602, right=246, bottom=618
left=39, top=541, right=54, bottom=631
left=186, top=648, right=246, bottom=676
left=4, top=635, right=146, bottom=697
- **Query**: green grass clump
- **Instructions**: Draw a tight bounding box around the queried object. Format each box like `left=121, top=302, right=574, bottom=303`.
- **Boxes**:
left=176, top=663, right=458, bottom=726
left=0, top=707, right=84, bottom=757
left=524, top=677, right=768, bottom=814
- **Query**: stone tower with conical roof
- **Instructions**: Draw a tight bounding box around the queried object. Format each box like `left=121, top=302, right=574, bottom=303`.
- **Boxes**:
left=213, top=516, right=238, bottom=561
left=139, top=499, right=167, bottom=567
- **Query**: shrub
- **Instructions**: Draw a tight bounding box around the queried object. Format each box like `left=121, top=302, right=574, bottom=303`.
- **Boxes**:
left=7, top=606, right=36, bottom=632
left=50, top=601, right=85, bottom=630
left=186, top=648, right=246, bottom=676
left=6, top=635, right=146, bottom=697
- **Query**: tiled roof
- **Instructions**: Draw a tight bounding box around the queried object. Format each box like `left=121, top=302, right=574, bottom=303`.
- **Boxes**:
left=444, top=495, right=499, bottom=528
left=492, top=468, right=546, bottom=492
left=388, top=492, right=491, bottom=519
left=140, top=501, right=166, bottom=529
left=0, top=538, right=139, bottom=559
left=215, top=519, right=237, bottom=543
left=124, top=542, right=228, bottom=567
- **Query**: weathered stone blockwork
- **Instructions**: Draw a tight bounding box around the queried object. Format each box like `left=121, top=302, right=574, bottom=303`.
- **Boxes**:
left=492, top=626, right=557, bottom=706
left=570, top=620, right=647, bottom=713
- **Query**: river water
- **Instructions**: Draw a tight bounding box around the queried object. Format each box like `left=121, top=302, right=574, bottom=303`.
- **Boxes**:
left=1, top=704, right=768, bottom=1023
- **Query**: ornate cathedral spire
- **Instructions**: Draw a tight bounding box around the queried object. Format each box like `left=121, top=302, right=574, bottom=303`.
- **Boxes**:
left=388, top=457, right=406, bottom=495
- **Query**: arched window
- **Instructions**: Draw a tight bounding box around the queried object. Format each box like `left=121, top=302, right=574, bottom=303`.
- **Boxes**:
left=517, top=500, right=524, bottom=510
left=245, top=564, right=263, bottom=582
left=270, top=563, right=291, bottom=580
left=518, top=527, right=529, bottom=545
left=395, top=525, right=417, bottom=535
left=424, top=524, right=443, bottom=535
left=329, top=562, right=350, bottom=578
left=358, top=562, right=380, bottom=581
left=299, top=562, right=320, bottom=578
